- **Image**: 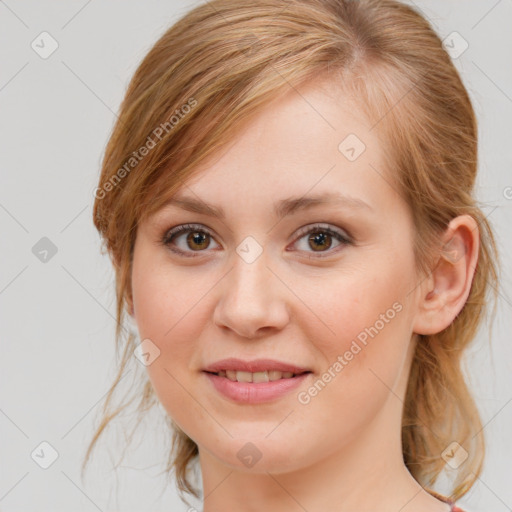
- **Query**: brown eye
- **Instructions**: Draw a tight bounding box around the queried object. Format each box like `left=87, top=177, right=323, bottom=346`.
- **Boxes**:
left=290, top=223, right=352, bottom=258
left=185, top=230, right=210, bottom=250
left=162, top=224, right=219, bottom=257
left=162, top=222, right=352, bottom=259
left=307, top=231, right=333, bottom=252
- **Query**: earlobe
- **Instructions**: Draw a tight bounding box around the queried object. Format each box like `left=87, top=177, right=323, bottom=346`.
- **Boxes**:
left=413, top=215, right=479, bottom=335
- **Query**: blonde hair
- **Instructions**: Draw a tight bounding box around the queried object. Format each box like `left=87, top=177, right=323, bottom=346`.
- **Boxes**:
left=86, top=0, right=500, bottom=504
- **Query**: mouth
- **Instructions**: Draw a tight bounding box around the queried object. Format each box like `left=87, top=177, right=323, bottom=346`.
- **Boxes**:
left=204, top=369, right=311, bottom=382
left=201, top=358, right=313, bottom=404
left=203, top=371, right=312, bottom=404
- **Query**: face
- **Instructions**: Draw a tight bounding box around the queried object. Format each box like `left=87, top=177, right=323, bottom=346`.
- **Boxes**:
left=131, top=79, right=421, bottom=474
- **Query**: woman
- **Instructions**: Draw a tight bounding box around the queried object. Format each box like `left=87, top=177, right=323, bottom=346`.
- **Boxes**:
left=86, top=1, right=500, bottom=510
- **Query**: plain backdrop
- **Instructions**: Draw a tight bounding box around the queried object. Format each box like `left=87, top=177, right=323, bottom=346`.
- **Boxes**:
left=1, top=1, right=511, bottom=511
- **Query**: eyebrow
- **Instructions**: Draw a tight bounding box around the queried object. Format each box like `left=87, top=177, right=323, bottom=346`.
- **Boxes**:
left=162, top=192, right=373, bottom=220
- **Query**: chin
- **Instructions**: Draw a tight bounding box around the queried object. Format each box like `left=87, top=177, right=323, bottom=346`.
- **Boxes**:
left=200, top=435, right=312, bottom=474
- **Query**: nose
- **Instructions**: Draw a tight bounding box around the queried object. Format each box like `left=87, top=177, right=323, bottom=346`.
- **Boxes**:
left=212, top=249, right=290, bottom=339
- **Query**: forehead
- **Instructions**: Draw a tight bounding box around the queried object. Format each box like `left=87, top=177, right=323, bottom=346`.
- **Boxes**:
left=166, top=81, right=393, bottom=214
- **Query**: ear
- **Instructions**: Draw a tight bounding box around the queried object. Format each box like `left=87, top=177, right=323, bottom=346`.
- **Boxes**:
left=412, top=215, right=480, bottom=335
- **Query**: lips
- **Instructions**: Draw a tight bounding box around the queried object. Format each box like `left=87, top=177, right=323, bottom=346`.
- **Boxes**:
left=204, top=370, right=311, bottom=404
left=202, top=358, right=313, bottom=403
left=202, top=357, right=311, bottom=375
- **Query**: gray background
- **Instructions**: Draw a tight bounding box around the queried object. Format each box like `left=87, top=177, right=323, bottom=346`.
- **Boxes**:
left=0, top=1, right=511, bottom=511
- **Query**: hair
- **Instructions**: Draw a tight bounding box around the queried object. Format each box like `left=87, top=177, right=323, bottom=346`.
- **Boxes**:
left=85, top=0, right=500, bottom=505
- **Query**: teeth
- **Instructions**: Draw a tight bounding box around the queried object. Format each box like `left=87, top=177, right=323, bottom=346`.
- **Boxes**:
left=220, top=370, right=299, bottom=382
left=236, top=371, right=253, bottom=383
left=253, top=371, right=269, bottom=383
left=268, top=370, right=282, bottom=381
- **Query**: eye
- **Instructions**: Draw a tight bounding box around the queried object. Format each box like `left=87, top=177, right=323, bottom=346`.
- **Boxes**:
left=162, top=223, right=219, bottom=257
left=288, top=223, right=352, bottom=258
left=161, top=222, right=353, bottom=258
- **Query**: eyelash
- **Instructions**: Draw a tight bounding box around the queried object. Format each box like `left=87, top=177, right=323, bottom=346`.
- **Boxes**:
left=160, top=223, right=353, bottom=259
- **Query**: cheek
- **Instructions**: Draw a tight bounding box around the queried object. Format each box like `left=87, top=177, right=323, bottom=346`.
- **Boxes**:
left=309, top=268, right=409, bottom=353
left=298, top=259, right=414, bottom=402
left=130, top=245, right=218, bottom=403
left=131, top=246, right=202, bottom=342
left=131, top=260, right=204, bottom=427
left=289, top=280, right=412, bottom=451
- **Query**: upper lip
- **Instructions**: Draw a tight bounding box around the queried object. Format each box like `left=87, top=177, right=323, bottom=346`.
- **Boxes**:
left=203, top=358, right=311, bottom=374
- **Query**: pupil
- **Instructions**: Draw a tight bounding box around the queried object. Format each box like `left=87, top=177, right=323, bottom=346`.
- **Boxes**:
left=188, top=231, right=209, bottom=250
left=309, top=232, right=331, bottom=251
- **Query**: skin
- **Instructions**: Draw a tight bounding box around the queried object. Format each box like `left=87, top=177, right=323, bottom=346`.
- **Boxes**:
left=129, top=78, right=479, bottom=512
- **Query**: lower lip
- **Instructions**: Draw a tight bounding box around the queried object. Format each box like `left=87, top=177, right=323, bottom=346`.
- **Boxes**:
left=203, top=372, right=311, bottom=404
